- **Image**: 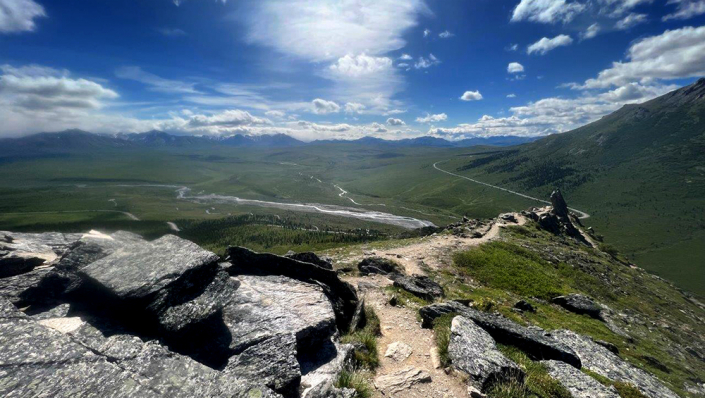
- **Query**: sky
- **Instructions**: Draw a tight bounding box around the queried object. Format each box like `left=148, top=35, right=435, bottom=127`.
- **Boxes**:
left=0, top=0, right=704, bottom=141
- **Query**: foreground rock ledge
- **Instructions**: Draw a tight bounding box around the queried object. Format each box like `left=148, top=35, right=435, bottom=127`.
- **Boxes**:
left=0, top=231, right=361, bottom=398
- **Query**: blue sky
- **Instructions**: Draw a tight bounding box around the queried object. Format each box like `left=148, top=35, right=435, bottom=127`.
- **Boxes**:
left=1, top=0, right=704, bottom=140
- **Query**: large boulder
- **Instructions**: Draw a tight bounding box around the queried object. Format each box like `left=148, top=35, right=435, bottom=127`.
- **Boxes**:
left=357, top=256, right=403, bottom=276
left=0, top=298, right=279, bottom=398
left=542, top=360, right=620, bottom=398
left=449, top=316, right=523, bottom=391
left=0, top=231, right=81, bottom=277
left=550, top=330, right=679, bottom=398
left=226, top=246, right=358, bottom=333
left=550, top=189, right=570, bottom=219
left=552, top=294, right=603, bottom=320
left=419, top=301, right=581, bottom=368
left=78, top=234, right=219, bottom=301
left=390, top=274, right=444, bottom=301
left=374, top=366, right=432, bottom=394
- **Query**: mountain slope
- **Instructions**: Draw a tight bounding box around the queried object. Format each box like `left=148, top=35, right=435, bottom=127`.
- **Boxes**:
left=452, top=78, right=705, bottom=295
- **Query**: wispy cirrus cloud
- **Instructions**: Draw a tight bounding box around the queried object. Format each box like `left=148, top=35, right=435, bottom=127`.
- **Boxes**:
left=0, top=0, right=46, bottom=33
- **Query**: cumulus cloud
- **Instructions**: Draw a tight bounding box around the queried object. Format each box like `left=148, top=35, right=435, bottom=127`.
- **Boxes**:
left=573, top=26, right=705, bottom=89
left=399, top=54, right=413, bottom=60
left=328, top=54, right=393, bottom=78
left=428, top=83, right=675, bottom=139
left=416, top=113, right=447, bottom=123
left=423, top=28, right=431, bottom=37
left=386, top=117, right=405, bottom=126
left=0, top=64, right=118, bottom=111
left=507, top=62, right=525, bottom=73
left=615, top=13, right=647, bottom=29
left=311, top=98, right=341, bottom=114
left=187, top=109, right=271, bottom=128
left=265, top=110, right=286, bottom=118
left=115, top=66, right=199, bottom=94
left=460, top=90, right=483, bottom=101
left=244, top=0, right=427, bottom=63
left=414, top=54, right=441, bottom=69
left=507, top=93, right=517, bottom=98
left=0, top=0, right=46, bottom=33
left=344, top=102, right=366, bottom=114
left=663, top=0, right=705, bottom=20
left=527, top=34, right=573, bottom=55
left=511, top=0, right=585, bottom=24
left=439, top=30, right=454, bottom=38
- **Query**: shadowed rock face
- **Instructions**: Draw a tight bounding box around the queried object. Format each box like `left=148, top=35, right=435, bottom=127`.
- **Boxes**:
left=0, top=231, right=359, bottom=398
left=550, top=189, right=570, bottom=219
left=449, top=316, right=524, bottom=392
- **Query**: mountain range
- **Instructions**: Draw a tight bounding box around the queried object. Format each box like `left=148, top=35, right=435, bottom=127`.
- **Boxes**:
left=0, top=130, right=538, bottom=156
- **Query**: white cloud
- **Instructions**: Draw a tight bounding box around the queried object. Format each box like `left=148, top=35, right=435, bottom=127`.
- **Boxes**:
left=511, top=0, right=586, bottom=24
left=344, top=102, right=366, bottom=114
left=507, top=43, right=519, bottom=51
left=414, top=54, right=441, bottom=69
left=575, top=26, right=705, bottom=89
left=0, top=0, right=46, bottom=33
left=507, top=62, right=525, bottom=73
left=581, top=23, right=600, bottom=40
left=115, top=66, right=199, bottom=94
left=416, top=113, right=447, bottom=123
left=328, top=54, right=393, bottom=78
left=187, top=110, right=271, bottom=128
left=615, top=13, right=647, bottom=29
left=311, top=98, right=341, bottom=114
left=244, top=0, right=427, bottom=62
left=384, top=109, right=407, bottom=115
left=663, top=0, right=705, bottom=20
left=423, top=28, right=431, bottom=37
left=265, top=110, right=286, bottom=118
left=507, top=93, right=517, bottom=98
left=527, top=34, right=573, bottom=55
left=399, top=53, right=413, bottom=60
left=428, top=82, right=675, bottom=138
left=460, top=90, right=483, bottom=101
left=0, top=64, right=118, bottom=111
left=597, top=0, right=654, bottom=17
left=439, top=30, right=454, bottom=38
left=386, top=117, right=405, bottom=126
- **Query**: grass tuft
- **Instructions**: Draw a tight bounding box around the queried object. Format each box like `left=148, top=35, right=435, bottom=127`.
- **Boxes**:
left=490, top=345, right=572, bottom=398
left=341, top=306, right=381, bottom=370
left=335, top=370, right=372, bottom=398
left=432, top=313, right=457, bottom=368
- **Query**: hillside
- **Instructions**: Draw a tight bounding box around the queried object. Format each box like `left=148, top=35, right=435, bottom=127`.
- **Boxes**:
left=1, top=195, right=703, bottom=398
left=449, top=78, right=705, bottom=295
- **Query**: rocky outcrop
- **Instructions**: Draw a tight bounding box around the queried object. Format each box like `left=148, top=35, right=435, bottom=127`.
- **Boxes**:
left=357, top=256, right=402, bottom=276
left=0, top=231, right=361, bottom=398
left=449, top=316, right=523, bottom=391
left=552, top=294, right=603, bottom=320
left=550, top=329, right=679, bottom=398
left=542, top=360, right=620, bottom=398
left=522, top=190, right=589, bottom=244
left=420, top=301, right=581, bottom=368
left=390, top=274, right=444, bottom=301
left=0, top=298, right=279, bottom=398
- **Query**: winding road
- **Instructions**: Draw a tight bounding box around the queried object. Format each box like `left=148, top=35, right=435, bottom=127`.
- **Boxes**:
left=432, top=160, right=590, bottom=219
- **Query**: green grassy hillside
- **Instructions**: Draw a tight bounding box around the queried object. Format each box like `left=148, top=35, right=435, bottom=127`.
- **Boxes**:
left=448, top=79, right=705, bottom=296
